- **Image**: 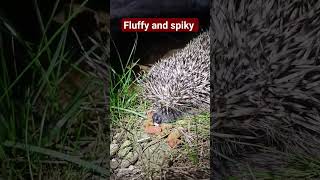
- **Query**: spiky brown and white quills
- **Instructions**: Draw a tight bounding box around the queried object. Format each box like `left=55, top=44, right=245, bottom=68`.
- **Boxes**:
left=143, top=31, right=210, bottom=124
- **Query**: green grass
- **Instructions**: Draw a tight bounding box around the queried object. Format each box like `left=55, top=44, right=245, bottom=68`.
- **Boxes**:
left=0, top=1, right=109, bottom=179
left=109, top=33, right=146, bottom=124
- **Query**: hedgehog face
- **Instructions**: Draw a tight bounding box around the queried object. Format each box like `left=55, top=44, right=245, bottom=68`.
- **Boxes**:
left=152, top=108, right=182, bottom=124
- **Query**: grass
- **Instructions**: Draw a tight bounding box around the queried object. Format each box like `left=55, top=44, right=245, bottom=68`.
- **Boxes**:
left=0, top=1, right=109, bottom=179
left=229, top=154, right=320, bottom=180
left=109, top=33, right=146, bottom=124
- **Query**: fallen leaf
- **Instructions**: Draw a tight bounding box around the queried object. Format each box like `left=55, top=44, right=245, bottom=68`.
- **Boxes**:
left=144, top=111, right=154, bottom=128
left=145, top=126, right=162, bottom=134
left=146, top=110, right=154, bottom=121
left=144, top=111, right=162, bottom=134
left=143, top=119, right=154, bottom=129
left=167, top=129, right=181, bottom=148
left=160, top=123, right=173, bottom=129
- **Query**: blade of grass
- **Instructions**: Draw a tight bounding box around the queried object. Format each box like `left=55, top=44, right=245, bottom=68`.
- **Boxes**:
left=24, top=89, right=34, bottom=180
left=110, top=106, right=146, bottom=118
left=0, top=0, right=89, bottom=102
left=2, top=140, right=109, bottom=177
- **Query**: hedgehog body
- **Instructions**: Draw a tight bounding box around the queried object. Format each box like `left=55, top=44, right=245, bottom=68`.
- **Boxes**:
left=143, top=32, right=210, bottom=124
left=210, top=0, right=320, bottom=178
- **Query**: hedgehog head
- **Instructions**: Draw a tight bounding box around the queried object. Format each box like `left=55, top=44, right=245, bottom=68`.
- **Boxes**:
left=152, top=107, right=183, bottom=124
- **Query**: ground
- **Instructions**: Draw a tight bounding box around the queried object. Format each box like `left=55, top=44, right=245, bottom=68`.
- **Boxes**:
left=110, top=94, right=210, bottom=179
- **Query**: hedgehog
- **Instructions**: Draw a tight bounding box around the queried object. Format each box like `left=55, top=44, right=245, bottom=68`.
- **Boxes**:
left=142, top=31, right=210, bottom=124
left=211, top=0, right=320, bottom=178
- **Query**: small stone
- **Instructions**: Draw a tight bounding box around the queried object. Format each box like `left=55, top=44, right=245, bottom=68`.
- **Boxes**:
left=120, top=152, right=139, bottom=168
left=111, top=158, right=120, bottom=169
left=117, top=166, right=140, bottom=177
left=110, top=143, right=119, bottom=156
left=128, top=165, right=135, bottom=170
left=118, top=147, right=132, bottom=158
left=120, top=159, right=131, bottom=168
left=120, top=140, right=131, bottom=149
left=117, top=140, right=132, bottom=158
left=113, top=132, right=123, bottom=141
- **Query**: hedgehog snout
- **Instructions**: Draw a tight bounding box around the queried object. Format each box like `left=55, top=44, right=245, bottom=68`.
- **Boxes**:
left=152, top=108, right=183, bottom=124
left=152, top=112, right=163, bottom=124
